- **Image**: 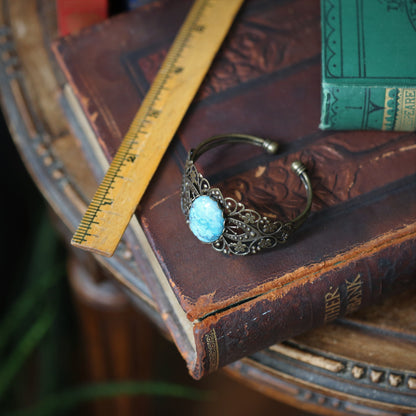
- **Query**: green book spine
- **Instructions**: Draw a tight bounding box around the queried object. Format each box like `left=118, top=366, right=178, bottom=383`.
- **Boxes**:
left=320, top=0, right=416, bottom=131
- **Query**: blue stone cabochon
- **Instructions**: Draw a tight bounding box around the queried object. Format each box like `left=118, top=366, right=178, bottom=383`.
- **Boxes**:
left=188, top=195, right=225, bottom=243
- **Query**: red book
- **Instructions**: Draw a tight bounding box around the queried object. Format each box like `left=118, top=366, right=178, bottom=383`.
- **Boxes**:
left=56, top=0, right=108, bottom=36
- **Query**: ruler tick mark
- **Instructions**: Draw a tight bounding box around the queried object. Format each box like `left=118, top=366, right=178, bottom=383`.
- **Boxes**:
left=71, top=0, right=244, bottom=256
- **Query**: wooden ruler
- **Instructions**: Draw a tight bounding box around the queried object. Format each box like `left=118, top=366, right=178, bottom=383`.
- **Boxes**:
left=71, top=0, right=244, bottom=257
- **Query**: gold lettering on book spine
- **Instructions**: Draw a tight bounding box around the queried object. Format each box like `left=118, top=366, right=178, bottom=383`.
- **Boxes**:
left=346, top=273, right=363, bottom=314
left=396, top=88, right=416, bottom=131
left=324, top=287, right=341, bottom=322
left=383, top=87, right=416, bottom=131
left=205, top=329, right=219, bottom=372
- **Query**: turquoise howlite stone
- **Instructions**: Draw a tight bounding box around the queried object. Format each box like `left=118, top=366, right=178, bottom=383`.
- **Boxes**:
left=189, top=195, right=224, bottom=243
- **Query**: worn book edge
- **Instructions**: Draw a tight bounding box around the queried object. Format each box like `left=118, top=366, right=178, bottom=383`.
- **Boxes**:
left=63, top=82, right=196, bottom=357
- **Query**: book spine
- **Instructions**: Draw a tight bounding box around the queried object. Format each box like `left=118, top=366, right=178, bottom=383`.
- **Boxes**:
left=191, top=228, right=416, bottom=379
left=320, top=84, right=416, bottom=131
left=320, top=0, right=416, bottom=132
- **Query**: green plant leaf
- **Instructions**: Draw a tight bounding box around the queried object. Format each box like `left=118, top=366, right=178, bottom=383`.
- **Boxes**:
left=6, top=380, right=212, bottom=416
left=0, top=267, right=59, bottom=356
left=0, top=308, right=54, bottom=398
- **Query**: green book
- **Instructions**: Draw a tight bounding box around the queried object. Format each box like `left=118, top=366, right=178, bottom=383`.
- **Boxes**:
left=320, top=0, right=416, bottom=131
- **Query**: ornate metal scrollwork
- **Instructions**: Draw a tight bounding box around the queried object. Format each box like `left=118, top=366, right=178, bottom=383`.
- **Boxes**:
left=180, top=134, right=312, bottom=256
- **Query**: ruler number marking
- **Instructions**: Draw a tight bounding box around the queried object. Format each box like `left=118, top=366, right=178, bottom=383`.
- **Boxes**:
left=126, top=154, right=136, bottom=163
left=72, top=0, right=243, bottom=254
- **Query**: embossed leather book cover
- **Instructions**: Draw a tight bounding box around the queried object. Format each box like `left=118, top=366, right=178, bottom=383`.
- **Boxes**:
left=320, top=0, right=416, bottom=131
left=53, top=0, right=416, bottom=379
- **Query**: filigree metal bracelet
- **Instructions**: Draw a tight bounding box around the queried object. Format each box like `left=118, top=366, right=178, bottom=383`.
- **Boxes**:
left=180, top=134, right=313, bottom=255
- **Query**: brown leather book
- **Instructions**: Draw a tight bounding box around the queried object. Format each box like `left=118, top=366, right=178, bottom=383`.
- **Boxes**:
left=52, top=0, right=416, bottom=379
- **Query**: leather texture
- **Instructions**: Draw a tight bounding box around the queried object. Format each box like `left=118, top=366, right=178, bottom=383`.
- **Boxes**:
left=52, top=0, right=416, bottom=378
